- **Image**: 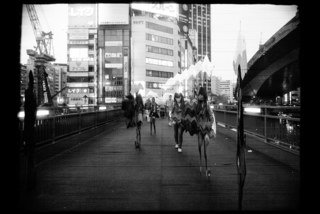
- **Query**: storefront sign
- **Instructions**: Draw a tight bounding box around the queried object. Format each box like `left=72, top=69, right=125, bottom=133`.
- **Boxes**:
left=69, top=61, right=89, bottom=72
left=105, top=63, right=123, bottom=68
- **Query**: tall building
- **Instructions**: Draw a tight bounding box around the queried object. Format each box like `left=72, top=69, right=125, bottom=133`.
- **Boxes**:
left=97, top=4, right=130, bottom=104
left=20, top=64, right=28, bottom=103
left=53, top=63, right=68, bottom=101
left=219, top=80, right=234, bottom=102
left=131, top=4, right=180, bottom=97
left=67, top=4, right=98, bottom=106
left=211, top=75, right=220, bottom=95
left=188, top=4, right=212, bottom=94
left=189, top=4, right=211, bottom=61
left=25, top=57, right=56, bottom=105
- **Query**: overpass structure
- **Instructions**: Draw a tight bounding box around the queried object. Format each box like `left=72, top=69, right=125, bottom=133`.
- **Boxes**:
left=242, top=12, right=300, bottom=101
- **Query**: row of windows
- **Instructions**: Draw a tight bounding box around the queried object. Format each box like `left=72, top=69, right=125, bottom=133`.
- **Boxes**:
left=146, top=45, right=173, bottom=56
left=146, top=70, right=173, bottom=79
left=146, top=57, right=173, bottom=67
left=146, top=81, right=163, bottom=89
left=105, top=58, right=122, bottom=64
left=146, top=33, right=173, bottom=45
left=67, top=77, right=94, bottom=83
left=146, top=21, right=173, bottom=34
left=105, top=68, right=123, bottom=78
left=105, top=79, right=123, bottom=86
left=104, top=90, right=123, bottom=98
left=104, top=30, right=129, bottom=36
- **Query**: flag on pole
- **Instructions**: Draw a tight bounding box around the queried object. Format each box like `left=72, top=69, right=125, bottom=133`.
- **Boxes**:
left=233, top=24, right=247, bottom=211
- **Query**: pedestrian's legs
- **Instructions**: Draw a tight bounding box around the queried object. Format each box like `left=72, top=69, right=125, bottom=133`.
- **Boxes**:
left=153, top=118, right=156, bottom=134
left=150, top=118, right=153, bottom=135
left=174, top=123, right=178, bottom=148
left=178, top=125, right=184, bottom=149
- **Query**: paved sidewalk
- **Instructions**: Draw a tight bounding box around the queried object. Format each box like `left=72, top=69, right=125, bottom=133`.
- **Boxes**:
left=19, top=117, right=300, bottom=211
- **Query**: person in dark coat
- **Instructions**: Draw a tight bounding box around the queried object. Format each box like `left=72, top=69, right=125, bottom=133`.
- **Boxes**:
left=23, top=71, right=37, bottom=189
left=171, top=93, right=185, bottom=153
left=122, top=93, right=135, bottom=128
left=134, top=93, right=144, bottom=148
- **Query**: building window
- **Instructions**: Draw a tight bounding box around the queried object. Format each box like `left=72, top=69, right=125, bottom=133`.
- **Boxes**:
left=146, top=57, right=173, bottom=67
left=146, top=81, right=161, bottom=89
left=146, top=45, right=173, bottom=56
left=146, top=33, right=173, bottom=45
left=146, top=21, right=173, bottom=34
left=146, top=69, right=173, bottom=78
left=67, top=76, right=89, bottom=83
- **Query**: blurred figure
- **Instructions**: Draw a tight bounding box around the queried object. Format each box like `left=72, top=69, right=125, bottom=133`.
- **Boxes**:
left=23, top=71, right=37, bottom=190
left=149, top=97, right=159, bottom=135
left=122, top=93, right=135, bottom=128
left=144, top=98, right=151, bottom=122
left=134, top=92, right=144, bottom=149
left=165, top=94, right=174, bottom=126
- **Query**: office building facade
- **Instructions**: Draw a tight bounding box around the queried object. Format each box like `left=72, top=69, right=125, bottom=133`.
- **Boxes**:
left=188, top=4, right=212, bottom=94
left=67, top=4, right=98, bottom=106
left=97, top=4, right=130, bottom=104
left=131, top=7, right=180, bottom=97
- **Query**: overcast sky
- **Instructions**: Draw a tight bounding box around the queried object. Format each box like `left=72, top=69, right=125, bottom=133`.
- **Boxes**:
left=20, top=4, right=298, bottom=82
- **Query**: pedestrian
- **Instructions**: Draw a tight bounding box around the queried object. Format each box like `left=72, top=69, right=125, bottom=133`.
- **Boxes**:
left=23, top=71, right=37, bottom=190
left=122, top=93, right=135, bottom=128
left=165, top=94, right=174, bottom=126
left=149, top=97, right=159, bottom=135
left=134, top=92, right=144, bottom=149
left=171, top=93, right=185, bottom=153
left=195, top=87, right=216, bottom=176
left=145, top=98, right=151, bottom=122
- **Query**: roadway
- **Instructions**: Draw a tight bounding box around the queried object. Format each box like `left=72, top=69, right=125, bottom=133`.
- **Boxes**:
left=19, top=116, right=300, bottom=211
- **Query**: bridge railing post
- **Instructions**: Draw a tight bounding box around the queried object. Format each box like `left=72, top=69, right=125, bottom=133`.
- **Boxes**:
left=52, top=111, right=56, bottom=142
left=78, top=107, right=81, bottom=133
left=264, top=106, right=267, bottom=143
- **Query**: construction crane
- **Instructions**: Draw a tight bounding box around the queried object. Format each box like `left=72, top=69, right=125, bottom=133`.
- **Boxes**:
left=26, top=4, right=55, bottom=106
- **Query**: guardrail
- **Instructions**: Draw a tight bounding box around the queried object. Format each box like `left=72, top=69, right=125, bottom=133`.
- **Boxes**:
left=18, top=106, right=123, bottom=149
left=212, top=104, right=300, bottom=155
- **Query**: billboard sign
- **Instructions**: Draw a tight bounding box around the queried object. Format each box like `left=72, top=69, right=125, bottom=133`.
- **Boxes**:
left=69, top=28, right=89, bottom=40
left=98, top=4, right=129, bottom=25
left=132, top=3, right=178, bottom=18
left=68, top=4, right=96, bottom=27
left=69, top=61, right=89, bottom=72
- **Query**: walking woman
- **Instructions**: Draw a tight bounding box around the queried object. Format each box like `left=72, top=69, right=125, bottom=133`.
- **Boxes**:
left=134, top=93, right=144, bottom=149
left=195, top=87, right=216, bottom=176
left=149, top=97, right=159, bottom=135
left=171, top=93, right=185, bottom=153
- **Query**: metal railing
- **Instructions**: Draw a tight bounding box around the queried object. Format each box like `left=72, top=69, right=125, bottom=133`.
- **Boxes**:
left=212, top=104, right=300, bottom=155
left=18, top=106, right=123, bottom=149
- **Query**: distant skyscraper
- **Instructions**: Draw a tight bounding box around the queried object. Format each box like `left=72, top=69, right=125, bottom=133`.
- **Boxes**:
left=189, top=4, right=211, bottom=61
left=188, top=4, right=211, bottom=93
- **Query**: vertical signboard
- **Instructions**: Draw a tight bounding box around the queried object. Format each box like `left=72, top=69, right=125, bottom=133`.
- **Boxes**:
left=68, top=4, right=96, bottom=28
left=123, top=55, right=128, bottom=96
left=179, top=4, right=190, bottom=37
